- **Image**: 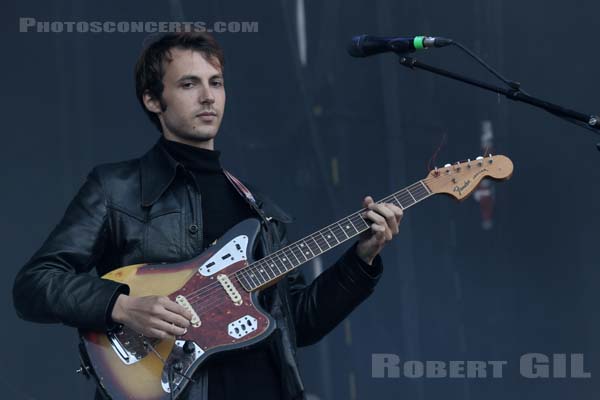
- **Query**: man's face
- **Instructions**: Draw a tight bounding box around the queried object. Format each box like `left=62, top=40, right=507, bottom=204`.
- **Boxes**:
left=146, top=47, right=226, bottom=149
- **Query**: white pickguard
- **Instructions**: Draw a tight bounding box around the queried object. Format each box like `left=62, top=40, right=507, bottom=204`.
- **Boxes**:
left=198, top=235, right=248, bottom=276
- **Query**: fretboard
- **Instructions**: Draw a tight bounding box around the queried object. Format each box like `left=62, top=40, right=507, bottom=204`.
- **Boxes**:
left=236, top=180, right=433, bottom=291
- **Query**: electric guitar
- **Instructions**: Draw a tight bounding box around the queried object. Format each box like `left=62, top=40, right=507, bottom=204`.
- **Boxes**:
left=79, top=155, right=513, bottom=399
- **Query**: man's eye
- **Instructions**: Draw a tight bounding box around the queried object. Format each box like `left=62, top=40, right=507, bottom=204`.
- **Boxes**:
left=211, top=81, right=223, bottom=87
left=182, top=82, right=194, bottom=88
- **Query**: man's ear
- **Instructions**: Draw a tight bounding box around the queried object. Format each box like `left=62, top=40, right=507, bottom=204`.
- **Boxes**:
left=143, top=90, right=162, bottom=114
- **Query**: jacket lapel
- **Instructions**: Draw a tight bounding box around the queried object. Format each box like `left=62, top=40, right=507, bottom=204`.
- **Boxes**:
left=140, top=140, right=181, bottom=208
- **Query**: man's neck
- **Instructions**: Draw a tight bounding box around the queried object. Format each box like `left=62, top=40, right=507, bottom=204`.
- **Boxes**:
left=161, top=133, right=215, bottom=151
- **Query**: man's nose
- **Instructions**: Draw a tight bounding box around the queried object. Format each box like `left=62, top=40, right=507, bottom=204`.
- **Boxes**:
left=199, top=84, right=215, bottom=104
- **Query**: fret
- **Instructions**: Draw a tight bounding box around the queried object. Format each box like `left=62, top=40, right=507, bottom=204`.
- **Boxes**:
left=290, top=244, right=308, bottom=263
left=256, top=261, right=275, bottom=280
left=247, top=270, right=262, bottom=288
left=282, top=247, right=301, bottom=267
left=305, top=236, right=323, bottom=255
left=419, top=180, right=432, bottom=194
left=237, top=272, right=253, bottom=290
left=261, top=257, right=280, bottom=275
left=349, top=213, right=369, bottom=231
left=331, top=222, right=349, bottom=241
left=246, top=267, right=264, bottom=287
left=255, top=265, right=269, bottom=284
left=339, top=218, right=358, bottom=236
left=396, top=190, right=415, bottom=208
left=298, top=240, right=315, bottom=258
left=269, top=253, right=286, bottom=273
left=347, top=215, right=361, bottom=232
left=391, top=194, right=405, bottom=209
left=274, top=252, right=293, bottom=271
left=269, top=254, right=288, bottom=274
left=409, top=183, right=428, bottom=202
left=406, top=188, right=417, bottom=202
left=317, top=231, right=333, bottom=249
left=418, top=184, right=430, bottom=197
left=241, top=269, right=254, bottom=287
left=414, top=190, right=427, bottom=201
left=312, top=232, right=330, bottom=251
left=320, top=227, right=339, bottom=247
left=264, top=262, right=280, bottom=280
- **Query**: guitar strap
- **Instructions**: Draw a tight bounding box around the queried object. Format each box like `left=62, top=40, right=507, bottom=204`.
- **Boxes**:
left=223, top=169, right=271, bottom=226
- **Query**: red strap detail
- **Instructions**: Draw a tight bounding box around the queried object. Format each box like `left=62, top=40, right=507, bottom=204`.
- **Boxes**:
left=223, top=170, right=257, bottom=205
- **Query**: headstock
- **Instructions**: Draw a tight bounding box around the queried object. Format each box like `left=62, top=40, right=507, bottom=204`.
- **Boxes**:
left=424, top=154, right=513, bottom=200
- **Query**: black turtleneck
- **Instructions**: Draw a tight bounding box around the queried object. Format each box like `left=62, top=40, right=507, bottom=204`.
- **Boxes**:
left=159, top=137, right=255, bottom=247
left=159, top=137, right=284, bottom=400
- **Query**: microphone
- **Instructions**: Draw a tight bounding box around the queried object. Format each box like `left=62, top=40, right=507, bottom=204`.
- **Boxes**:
left=348, top=34, right=453, bottom=57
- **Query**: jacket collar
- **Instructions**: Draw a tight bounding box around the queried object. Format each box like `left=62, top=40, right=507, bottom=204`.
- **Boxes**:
left=139, top=138, right=295, bottom=223
left=140, top=139, right=182, bottom=207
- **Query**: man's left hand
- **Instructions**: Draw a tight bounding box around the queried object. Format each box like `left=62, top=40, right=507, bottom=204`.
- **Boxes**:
left=355, top=196, right=403, bottom=265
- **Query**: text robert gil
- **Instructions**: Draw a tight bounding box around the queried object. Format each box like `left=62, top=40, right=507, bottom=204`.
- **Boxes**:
left=372, top=353, right=590, bottom=379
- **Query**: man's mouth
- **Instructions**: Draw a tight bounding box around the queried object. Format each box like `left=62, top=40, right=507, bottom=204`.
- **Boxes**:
left=196, top=111, right=217, bottom=117
left=196, top=111, right=217, bottom=122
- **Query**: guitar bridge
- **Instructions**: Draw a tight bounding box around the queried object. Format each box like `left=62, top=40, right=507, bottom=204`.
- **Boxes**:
left=107, top=328, right=148, bottom=365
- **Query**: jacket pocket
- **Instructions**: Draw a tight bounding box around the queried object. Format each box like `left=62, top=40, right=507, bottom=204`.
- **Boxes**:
left=143, top=210, right=183, bottom=262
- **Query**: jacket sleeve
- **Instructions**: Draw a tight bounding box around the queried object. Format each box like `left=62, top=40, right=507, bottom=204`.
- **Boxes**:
left=12, top=167, right=129, bottom=331
left=282, top=222, right=384, bottom=347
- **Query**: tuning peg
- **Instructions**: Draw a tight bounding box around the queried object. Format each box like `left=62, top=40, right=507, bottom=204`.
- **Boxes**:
left=488, top=154, right=494, bottom=164
left=476, top=156, right=483, bottom=166
left=467, top=158, right=472, bottom=168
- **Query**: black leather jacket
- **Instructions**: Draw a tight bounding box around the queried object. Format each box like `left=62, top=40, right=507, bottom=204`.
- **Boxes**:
left=13, top=140, right=383, bottom=399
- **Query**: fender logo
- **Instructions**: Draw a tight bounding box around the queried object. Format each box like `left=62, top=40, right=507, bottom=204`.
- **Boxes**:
left=453, top=180, right=470, bottom=196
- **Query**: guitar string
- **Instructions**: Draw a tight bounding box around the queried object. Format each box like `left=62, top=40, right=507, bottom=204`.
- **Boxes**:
left=175, top=161, right=498, bottom=307
left=174, top=190, right=420, bottom=312
left=185, top=189, right=440, bottom=314
left=181, top=183, right=429, bottom=305
left=178, top=167, right=478, bottom=307
left=178, top=167, right=479, bottom=306
left=183, top=190, right=434, bottom=315
left=181, top=170, right=501, bottom=317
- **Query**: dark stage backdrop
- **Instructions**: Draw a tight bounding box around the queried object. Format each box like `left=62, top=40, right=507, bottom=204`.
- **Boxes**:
left=2, top=1, right=599, bottom=399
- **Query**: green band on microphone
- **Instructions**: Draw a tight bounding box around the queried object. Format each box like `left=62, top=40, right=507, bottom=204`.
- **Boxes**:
left=413, top=36, right=425, bottom=50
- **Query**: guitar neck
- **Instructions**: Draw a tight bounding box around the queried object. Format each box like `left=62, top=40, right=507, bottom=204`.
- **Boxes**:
left=237, top=180, right=433, bottom=291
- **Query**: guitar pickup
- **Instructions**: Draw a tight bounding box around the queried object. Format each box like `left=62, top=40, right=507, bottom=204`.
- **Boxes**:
left=217, top=274, right=242, bottom=306
left=175, top=295, right=201, bottom=327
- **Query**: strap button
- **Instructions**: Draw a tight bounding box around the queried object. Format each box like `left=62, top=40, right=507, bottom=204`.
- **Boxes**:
left=188, top=224, right=199, bottom=234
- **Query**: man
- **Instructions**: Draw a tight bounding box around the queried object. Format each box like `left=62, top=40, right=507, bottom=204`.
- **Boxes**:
left=13, top=32, right=403, bottom=399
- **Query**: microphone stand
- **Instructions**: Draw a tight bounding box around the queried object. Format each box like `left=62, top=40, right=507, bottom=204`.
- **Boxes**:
left=397, top=55, right=600, bottom=152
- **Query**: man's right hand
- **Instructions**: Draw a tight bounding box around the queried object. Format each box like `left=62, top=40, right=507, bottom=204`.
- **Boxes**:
left=111, top=294, right=193, bottom=339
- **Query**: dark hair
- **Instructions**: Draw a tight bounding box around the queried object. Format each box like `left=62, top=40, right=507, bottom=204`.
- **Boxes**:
left=134, top=32, right=225, bottom=133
